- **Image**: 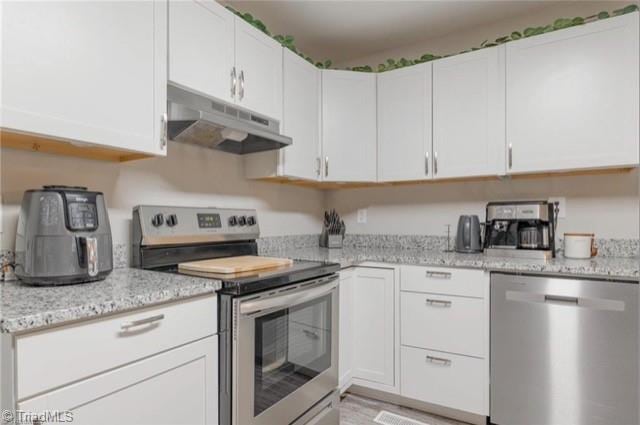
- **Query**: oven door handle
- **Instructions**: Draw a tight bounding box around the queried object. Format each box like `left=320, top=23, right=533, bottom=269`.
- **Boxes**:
left=240, top=280, right=338, bottom=315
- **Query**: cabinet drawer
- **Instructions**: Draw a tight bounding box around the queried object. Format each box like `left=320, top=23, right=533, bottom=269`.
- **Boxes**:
left=401, top=345, right=487, bottom=416
left=401, top=265, right=486, bottom=298
left=401, top=292, right=485, bottom=357
left=16, top=295, right=216, bottom=400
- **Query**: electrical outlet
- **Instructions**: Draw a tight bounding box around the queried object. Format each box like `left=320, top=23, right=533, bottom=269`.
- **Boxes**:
left=548, top=197, right=566, bottom=219
left=357, top=208, right=367, bottom=224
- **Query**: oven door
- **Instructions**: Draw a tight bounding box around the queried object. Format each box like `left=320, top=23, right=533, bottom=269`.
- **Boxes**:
left=233, top=276, right=339, bottom=425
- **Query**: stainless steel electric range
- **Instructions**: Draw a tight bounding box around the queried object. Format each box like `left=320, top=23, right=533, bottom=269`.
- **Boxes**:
left=132, top=206, right=341, bottom=425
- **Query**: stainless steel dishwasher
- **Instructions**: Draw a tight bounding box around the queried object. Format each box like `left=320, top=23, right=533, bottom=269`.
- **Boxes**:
left=491, top=273, right=638, bottom=425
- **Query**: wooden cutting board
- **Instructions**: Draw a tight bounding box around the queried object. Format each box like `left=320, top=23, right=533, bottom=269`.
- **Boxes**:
left=178, top=255, right=293, bottom=275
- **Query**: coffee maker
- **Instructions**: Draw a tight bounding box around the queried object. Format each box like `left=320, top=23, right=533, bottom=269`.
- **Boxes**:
left=484, top=200, right=557, bottom=259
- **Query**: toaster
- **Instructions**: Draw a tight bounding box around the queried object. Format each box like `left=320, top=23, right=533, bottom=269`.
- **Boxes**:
left=14, top=186, right=113, bottom=285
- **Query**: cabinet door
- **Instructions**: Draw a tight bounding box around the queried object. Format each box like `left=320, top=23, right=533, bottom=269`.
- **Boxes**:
left=338, top=269, right=355, bottom=392
left=433, top=46, right=505, bottom=178
left=321, top=70, right=377, bottom=182
left=281, top=49, right=321, bottom=180
left=169, top=0, right=235, bottom=104
left=235, top=18, right=283, bottom=121
left=378, top=64, right=432, bottom=182
left=353, top=267, right=395, bottom=387
left=18, top=337, right=218, bottom=425
left=1, top=1, right=167, bottom=156
left=506, top=13, right=639, bottom=174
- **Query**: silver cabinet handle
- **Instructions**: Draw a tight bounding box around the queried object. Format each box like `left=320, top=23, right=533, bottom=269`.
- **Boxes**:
left=303, top=329, right=320, bottom=340
left=316, top=157, right=321, bottom=177
left=324, top=156, right=329, bottom=177
left=238, top=70, right=245, bottom=101
left=160, top=112, right=168, bottom=149
left=426, top=298, right=452, bottom=307
left=425, top=151, right=429, bottom=175
left=425, top=270, right=452, bottom=279
left=230, top=67, right=237, bottom=98
left=434, top=151, right=438, bottom=175
left=508, top=143, right=513, bottom=169
left=121, top=314, right=165, bottom=330
left=426, top=355, right=452, bottom=366
left=544, top=295, right=579, bottom=304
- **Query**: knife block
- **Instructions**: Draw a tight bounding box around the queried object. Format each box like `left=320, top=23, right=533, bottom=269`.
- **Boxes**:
left=319, top=229, right=343, bottom=249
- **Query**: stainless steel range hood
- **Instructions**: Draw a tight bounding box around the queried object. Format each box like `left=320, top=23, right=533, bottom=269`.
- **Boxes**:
left=167, top=84, right=292, bottom=155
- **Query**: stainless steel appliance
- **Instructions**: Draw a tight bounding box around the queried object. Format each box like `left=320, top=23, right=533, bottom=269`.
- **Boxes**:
left=14, top=185, right=113, bottom=285
left=132, top=206, right=340, bottom=425
left=491, top=273, right=638, bottom=425
left=455, top=214, right=482, bottom=253
left=167, top=84, right=292, bottom=154
left=484, top=200, right=557, bottom=259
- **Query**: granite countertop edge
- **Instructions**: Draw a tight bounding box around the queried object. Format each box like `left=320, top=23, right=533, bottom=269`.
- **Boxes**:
left=0, top=268, right=222, bottom=334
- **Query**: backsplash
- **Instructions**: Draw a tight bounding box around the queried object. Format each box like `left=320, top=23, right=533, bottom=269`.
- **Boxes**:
left=2, top=235, right=637, bottom=282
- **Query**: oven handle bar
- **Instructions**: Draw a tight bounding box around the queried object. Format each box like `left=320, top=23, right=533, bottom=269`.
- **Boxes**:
left=239, top=279, right=338, bottom=315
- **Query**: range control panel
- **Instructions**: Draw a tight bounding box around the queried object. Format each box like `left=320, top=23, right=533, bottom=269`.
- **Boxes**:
left=134, top=206, right=259, bottom=246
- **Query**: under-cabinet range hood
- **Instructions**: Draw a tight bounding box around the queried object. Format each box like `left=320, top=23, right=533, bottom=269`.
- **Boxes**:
left=167, top=84, right=292, bottom=155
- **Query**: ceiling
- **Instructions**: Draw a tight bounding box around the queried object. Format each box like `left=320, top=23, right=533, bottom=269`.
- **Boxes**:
left=223, top=1, right=557, bottom=63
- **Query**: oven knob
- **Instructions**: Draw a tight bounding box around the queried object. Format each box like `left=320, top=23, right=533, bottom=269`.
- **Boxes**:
left=246, top=216, right=256, bottom=226
left=166, top=214, right=178, bottom=227
left=151, top=213, right=164, bottom=227
left=238, top=216, right=247, bottom=226
left=228, top=216, right=238, bottom=226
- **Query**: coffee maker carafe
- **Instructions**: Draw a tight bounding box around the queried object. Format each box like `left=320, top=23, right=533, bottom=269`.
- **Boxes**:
left=484, top=201, right=557, bottom=259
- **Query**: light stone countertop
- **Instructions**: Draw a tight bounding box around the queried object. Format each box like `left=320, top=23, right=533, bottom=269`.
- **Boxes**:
left=0, top=268, right=221, bottom=333
left=259, top=246, right=640, bottom=281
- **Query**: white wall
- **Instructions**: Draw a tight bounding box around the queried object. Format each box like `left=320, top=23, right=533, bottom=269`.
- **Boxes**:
left=0, top=142, right=325, bottom=249
left=326, top=170, right=640, bottom=239
left=337, top=1, right=633, bottom=68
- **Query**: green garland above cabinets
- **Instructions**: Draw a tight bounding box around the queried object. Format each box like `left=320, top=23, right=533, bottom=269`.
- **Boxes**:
left=227, top=3, right=639, bottom=73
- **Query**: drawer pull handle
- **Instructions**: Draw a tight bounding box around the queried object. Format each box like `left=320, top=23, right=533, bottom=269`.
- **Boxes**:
left=425, top=271, right=452, bottom=279
left=121, top=314, right=165, bottom=330
left=303, top=329, right=320, bottom=340
left=426, top=298, right=452, bottom=307
left=426, top=355, right=452, bottom=366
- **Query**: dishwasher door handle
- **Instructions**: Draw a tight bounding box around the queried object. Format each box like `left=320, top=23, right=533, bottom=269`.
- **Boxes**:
left=506, top=290, right=625, bottom=312
left=544, top=294, right=579, bottom=304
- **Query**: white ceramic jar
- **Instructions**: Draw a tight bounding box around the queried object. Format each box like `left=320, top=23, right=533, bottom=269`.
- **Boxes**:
left=564, top=233, right=596, bottom=259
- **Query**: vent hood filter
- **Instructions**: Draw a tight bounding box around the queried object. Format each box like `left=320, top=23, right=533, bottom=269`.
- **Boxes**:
left=167, top=85, right=292, bottom=155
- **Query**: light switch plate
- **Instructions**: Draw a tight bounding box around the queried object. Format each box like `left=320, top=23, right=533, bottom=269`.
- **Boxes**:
left=548, top=197, right=566, bottom=219
left=357, top=208, right=367, bottom=224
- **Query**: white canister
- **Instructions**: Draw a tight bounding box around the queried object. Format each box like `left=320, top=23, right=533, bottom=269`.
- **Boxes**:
left=564, top=233, right=597, bottom=259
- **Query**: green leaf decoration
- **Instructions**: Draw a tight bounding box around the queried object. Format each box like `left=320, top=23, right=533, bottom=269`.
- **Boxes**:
left=228, top=3, right=637, bottom=72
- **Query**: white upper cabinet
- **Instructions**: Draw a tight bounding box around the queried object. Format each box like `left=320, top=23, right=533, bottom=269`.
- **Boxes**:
left=243, top=49, right=320, bottom=180
left=280, top=50, right=321, bottom=179
left=1, top=1, right=168, bottom=156
left=377, top=64, right=433, bottom=182
left=506, top=13, right=639, bottom=174
left=169, top=0, right=235, bottom=103
left=433, top=46, right=506, bottom=178
left=168, top=0, right=282, bottom=121
left=235, top=18, right=283, bottom=121
left=321, top=70, right=377, bottom=182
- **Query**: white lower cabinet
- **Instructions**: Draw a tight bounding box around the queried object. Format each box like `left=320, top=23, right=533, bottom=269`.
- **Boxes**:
left=19, top=336, right=218, bottom=425
left=401, top=345, right=486, bottom=416
left=8, top=295, right=218, bottom=425
left=338, top=269, right=355, bottom=393
left=399, top=266, right=489, bottom=416
left=352, top=266, right=398, bottom=392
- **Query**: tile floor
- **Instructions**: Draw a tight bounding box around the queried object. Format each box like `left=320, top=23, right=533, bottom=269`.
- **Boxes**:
left=339, top=393, right=468, bottom=425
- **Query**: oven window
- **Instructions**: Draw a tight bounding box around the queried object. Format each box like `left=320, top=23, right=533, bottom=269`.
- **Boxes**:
left=254, top=294, right=332, bottom=416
